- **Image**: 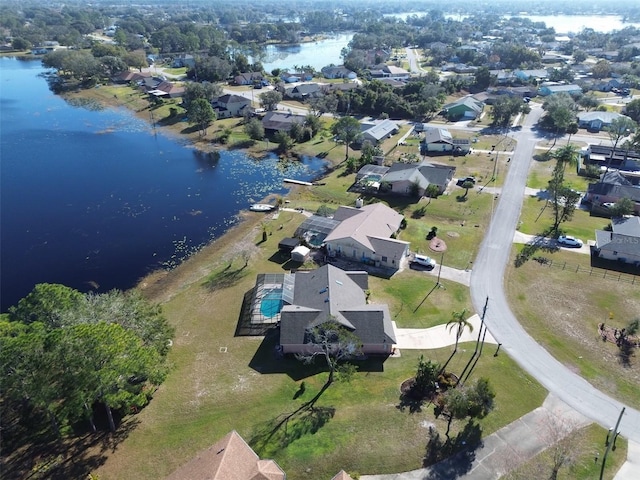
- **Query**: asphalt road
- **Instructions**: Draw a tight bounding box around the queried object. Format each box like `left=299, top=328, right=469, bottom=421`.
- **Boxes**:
left=469, top=103, right=640, bottom=442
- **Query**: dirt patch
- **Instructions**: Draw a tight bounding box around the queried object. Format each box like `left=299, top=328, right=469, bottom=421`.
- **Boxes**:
left=429, top=237, right=447, bottom=252
left=446, top=231, right=460, bottom=238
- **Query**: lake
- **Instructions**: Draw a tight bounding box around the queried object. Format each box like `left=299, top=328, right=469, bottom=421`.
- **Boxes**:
left=256, top=33, right=354, bottom=73
left=0, top=57, right=326, bottom=312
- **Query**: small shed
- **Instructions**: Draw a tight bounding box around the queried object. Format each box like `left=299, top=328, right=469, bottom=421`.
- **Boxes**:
left=278, top=237, right=299, bottom=252
left=291, top=245, right=311, bottom=263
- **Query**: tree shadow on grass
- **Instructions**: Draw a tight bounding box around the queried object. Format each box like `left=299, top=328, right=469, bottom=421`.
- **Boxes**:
left=514, top=228, right=558, bottom=267
left=397, top=378, right=433, bottom=414
left=202, top=255, right=250, bottom=291
left=2, top=408, right=139, bottom=480
left=249, top=406, right=335, bottom=458
left=248, top=329, right=387, bottom=380
left=423, top=421, right=483, bottom=479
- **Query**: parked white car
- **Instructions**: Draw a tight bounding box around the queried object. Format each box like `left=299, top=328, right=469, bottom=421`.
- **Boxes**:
left=557, top=235, right=583, bottom=248
left=411, top=254, right=436, bottom=269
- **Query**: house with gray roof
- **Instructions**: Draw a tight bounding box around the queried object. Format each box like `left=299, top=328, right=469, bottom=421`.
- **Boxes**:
left=277, top=264, right=396, bottom=355
left=577, top=111, right=628, bottom=132
left=360, top=119, right=399, bottom=144
left=584, top=172, right=640, bottom=215
left=422, top=127, right=471, bottom=154
left=261, top=111, right=306, bottom=134
left=594, top=216, right=640, bottom=268
left=321, top=65, right=357, bottom=80
left=324, top=203, right=409, bottom=270
left=380, top=160, right=456, bottom=196
left=538, top=84, right=582, bottom=96
left=213, top=94, right=251, bottom=118
left=284, top=83, right=322, bottom=99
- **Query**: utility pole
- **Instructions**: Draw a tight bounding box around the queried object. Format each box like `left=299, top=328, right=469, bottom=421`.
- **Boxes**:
left=599, top=406, right=625, bottom=480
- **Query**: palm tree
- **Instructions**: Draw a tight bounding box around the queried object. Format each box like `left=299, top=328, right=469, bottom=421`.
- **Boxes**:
left=553, top=144, right=578, bottom=173
left=440, top=309, right=473, bottom=374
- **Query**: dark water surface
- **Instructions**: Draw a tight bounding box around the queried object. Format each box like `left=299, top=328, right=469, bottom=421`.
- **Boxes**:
left=0, top=57, right=326, bottom=312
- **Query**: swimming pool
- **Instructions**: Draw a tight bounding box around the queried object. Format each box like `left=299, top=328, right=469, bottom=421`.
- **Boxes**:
left=260, top=289, right=283, bottom=318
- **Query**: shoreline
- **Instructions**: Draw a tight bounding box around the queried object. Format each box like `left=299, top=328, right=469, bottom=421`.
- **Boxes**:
left=67, top=84, right=321, bottom=304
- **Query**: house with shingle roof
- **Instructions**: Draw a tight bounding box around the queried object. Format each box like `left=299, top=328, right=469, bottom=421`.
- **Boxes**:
left=234, top=71, right=264, bottom=86
left=377, top=160, right=456, bottom=196
left=332, top=470, right=355, bottom=480
left=321, top=65, right=357, bottom=80
left=261, top=111, right=306, bottom=133
left=213, top=94, right=251, bottom=118
left=277, top=264, right=396, bottom=355
left=422, top=127, right=471, bottom=154
left=585, top=178, right=640, bottom=215
left=284, top=83, right=322, bottom=99
left=577, top=111, right=628, bottom=132
left=594, top=216, right=640, bottom=268
left=324, top=203, right=409, bottom=270
left=165, top=430, right=285, bottom=480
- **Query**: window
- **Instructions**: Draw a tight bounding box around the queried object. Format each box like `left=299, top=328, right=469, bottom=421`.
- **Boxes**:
left=381, top=256, right=388, bottom=262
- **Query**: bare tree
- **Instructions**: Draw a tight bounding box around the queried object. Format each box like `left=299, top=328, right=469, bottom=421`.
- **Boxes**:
left=295, top=319, right=362, bottom=408
left=502, top=411, right=588, bottom=480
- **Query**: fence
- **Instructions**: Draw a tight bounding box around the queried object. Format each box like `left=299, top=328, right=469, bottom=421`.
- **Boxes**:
left=535, top=257, right=639, bottom=285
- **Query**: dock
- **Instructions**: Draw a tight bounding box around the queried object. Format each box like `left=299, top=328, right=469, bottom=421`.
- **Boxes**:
left=283, top=178, right=313, bottom=186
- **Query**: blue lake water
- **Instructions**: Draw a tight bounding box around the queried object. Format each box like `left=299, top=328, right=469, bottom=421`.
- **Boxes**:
left=255, top=33, right=354, bottom=73
left=0, top=57, right=326, bottom=312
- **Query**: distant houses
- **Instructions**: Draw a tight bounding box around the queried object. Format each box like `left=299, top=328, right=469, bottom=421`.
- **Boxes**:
left=321, top=65, right=357, bottom=80
left=234, top=72, right=265, bottom=86
left=538, top=84, right=582, bottom=96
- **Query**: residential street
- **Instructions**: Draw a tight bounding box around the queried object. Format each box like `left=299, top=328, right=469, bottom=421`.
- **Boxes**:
left=468, top=103, right=640, bottom=444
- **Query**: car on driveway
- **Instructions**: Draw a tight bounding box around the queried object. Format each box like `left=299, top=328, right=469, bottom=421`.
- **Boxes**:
left=410, top=254, right=436, bottom=270
left=456, top=176, right=476, bottom=187
left=557, top=235, right=583, bottom=247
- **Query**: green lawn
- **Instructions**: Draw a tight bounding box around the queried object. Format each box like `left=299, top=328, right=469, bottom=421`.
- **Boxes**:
left=518, top=195, right=610, bottom=242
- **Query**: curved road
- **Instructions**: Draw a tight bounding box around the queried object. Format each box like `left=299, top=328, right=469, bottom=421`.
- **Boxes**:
left=469, top=103, right=640, bottom=442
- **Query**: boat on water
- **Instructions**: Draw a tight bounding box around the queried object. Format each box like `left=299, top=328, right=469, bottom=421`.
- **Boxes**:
left=249, top=203, right=276, bottom=212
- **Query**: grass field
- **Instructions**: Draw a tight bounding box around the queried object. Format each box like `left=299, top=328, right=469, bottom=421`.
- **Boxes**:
left=506, top=247, right=640, bottom=409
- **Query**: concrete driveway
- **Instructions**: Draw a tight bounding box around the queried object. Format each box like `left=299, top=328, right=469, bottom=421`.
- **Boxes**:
left=392, top=315, right=497, bottom=351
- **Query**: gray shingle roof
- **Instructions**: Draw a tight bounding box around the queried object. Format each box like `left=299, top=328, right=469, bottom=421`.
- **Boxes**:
left=278, top=265, right=395, bottom=346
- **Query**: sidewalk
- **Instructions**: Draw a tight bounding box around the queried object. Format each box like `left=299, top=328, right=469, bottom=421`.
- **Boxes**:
left=362, top=394, right=590, bottom=480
